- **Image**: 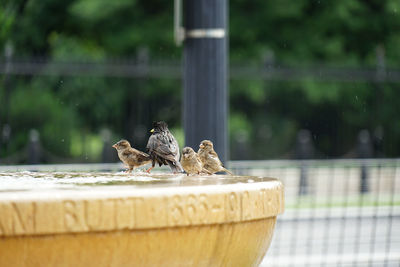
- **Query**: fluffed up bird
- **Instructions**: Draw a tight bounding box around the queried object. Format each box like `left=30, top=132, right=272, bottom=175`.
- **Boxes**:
left=146, top=121, right=184, bottom=173
left=198, top=140, right=233, bottom=175
left=112, top=139, right=152, bottom=173
left=181, top=147, right=212, bottom=176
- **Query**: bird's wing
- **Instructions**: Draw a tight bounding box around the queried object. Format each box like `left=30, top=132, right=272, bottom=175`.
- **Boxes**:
left=195, top=153, right=203, bottom=165
left=208, top=150, right=223, bottom=166
left=149, top=133, right=177, bottom=162
left=146, top=135, right=157, bottom=152
left=129, top=147, right=151, bottom=161
left=121, top=149, right=139, bottom=162
left=207, top=150, right=231, bottom=174
left=165, top=131, right=179, bottom=155
left=129, top=147, right=148, bottom=157
left=169, top=133, right=180, bottom=161
left=194, top=154, right=210, bottom=174
left=121, top=149, right=132, bottom=157
left=198, top=148, right=207, bottom=160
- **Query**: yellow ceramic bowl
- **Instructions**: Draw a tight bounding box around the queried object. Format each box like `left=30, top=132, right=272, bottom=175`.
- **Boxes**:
left=0, top=172, right=284, bottom=267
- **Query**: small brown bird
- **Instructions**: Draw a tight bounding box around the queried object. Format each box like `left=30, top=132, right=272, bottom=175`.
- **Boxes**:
left=181, top=147, right=211, bottom=176
left=112, top=139, right=151, bottom=173
left=198, top=140, right=233, bottom=175
left=146, top=121, right=184, bottom=173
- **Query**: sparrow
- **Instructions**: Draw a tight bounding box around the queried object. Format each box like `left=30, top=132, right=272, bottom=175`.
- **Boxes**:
left=198, top=140, right=233, bottom=175
left=181, top=147, right=212, bottom=176
left=146, top=121, right=184, bottom=173
left=112, top=139, right=151, bottom=173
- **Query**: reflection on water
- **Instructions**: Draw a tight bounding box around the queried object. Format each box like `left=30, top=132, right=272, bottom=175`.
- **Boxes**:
left=0, top=171, right=276, bottom=192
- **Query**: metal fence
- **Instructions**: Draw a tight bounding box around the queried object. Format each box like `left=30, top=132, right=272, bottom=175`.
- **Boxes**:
left=0, top=159, right=399, bottom=266
left=229, top=159, right=400, bottom=267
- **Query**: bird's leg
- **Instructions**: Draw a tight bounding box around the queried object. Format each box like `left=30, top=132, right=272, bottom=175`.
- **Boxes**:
left=123, top=165, right=129, bottom=173
left=145, top=166, right=154, bottom=173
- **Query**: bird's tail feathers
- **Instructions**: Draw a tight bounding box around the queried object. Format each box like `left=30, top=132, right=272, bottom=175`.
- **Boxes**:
left=201, top=168, right=213, bottom=175
left=222, top=167, right=233, bottom=175
left=168, top=161, right=184, bottom=173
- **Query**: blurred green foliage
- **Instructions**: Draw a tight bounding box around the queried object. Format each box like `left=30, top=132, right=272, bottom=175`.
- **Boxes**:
left=1, top=0, right=400, bottom=162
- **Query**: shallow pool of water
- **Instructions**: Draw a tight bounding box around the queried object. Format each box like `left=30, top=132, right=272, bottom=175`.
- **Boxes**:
left=0, top=171, right=274, bottom=192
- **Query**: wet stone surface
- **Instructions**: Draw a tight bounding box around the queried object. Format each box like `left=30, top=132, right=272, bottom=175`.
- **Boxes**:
left=0, top=171, right=277, bottom=192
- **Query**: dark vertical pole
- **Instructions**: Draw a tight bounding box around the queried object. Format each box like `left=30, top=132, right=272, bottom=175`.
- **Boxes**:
left=183, top=0, right=228, bottom=163
left=356, top=129, right=373, bottom=193
left=294, top=129, right=314, bottom=195
left=27, top=129, right=41, bottom=164
left=1, top=42, right=13, bottom=158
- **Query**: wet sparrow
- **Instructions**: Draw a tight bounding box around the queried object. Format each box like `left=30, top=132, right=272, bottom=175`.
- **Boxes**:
left=112, top=139, right=151, bottom=173
left=146, top=121, right=183, bottom=173
left=198, top=140, right=233, bottom=175
left=181, top=147, right=211, bottom=175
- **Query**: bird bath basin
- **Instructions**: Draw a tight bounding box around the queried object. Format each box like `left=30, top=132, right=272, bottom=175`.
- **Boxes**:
left=0, top=171, right=284, bottom=267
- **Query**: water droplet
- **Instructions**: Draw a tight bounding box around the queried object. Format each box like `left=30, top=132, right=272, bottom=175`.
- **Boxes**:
left=61, top=139, right=64, bottom=142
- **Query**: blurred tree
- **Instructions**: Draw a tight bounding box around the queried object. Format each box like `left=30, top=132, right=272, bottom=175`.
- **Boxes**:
left=229, top=0, right=400, bottom=158
left=0, top=0, right=181, bottom=160
left=8, top=80, right=76, bottom=157
left=1, top=0, right=400, bottom=160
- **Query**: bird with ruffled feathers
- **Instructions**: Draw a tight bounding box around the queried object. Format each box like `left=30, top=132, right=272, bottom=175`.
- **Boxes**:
left=146, top=121, right=184, bottom=173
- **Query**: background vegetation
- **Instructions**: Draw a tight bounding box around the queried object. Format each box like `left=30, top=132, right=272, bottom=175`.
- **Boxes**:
left=1, top=0, right=400, bottom=163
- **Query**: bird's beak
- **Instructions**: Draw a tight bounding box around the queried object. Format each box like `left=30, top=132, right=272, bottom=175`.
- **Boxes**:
left=112, top=144, right=117, bottom=148
left=200, top=144, right=204, bottom=149
left=150, top=129, right=154, bottom=133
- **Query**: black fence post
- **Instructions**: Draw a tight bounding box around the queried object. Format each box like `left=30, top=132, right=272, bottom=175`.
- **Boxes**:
left=27, top=129, right=41, bottom=164
left=1, top=42, right=13, bottom=158
left=183, top=0, right=228, bottom=163
left=357, top=129, right=373, bottom=193
left=295, top=129, right=315, bottom=195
